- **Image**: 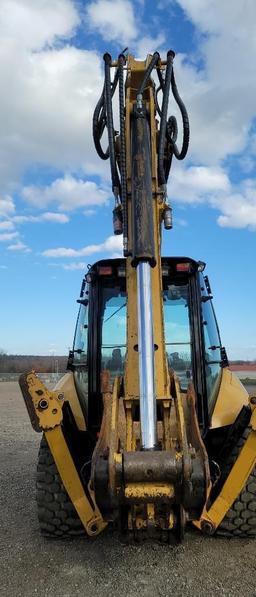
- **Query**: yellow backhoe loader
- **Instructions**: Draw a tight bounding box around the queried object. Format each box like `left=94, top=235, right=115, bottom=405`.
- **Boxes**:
left=20, top=50, right=256, bottom=542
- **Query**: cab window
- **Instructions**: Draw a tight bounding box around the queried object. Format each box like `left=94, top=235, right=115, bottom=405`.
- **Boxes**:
left=101, top=286, right=127, bottom=384
left=73, top=296, right=88, bottom=403
left=200, top=274, right=222, bottom=409
left=163, top=282, right=192, bottom=389
left=73, top=302, right=88, bottom=362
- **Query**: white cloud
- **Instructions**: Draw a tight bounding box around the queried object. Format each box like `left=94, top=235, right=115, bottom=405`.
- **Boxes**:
left=42, top=234, right=123, bottom=258
left=0, top=196, right=15, bottom=217
left=175, top=0, right=256, bottom=37
left=13, top=212, right=69, bottom=224
left=41, top=212, right=69, bottom=223
left=63, top=262, right=87, bottom=270
left=0, top=0, right=255, bottom=242
left=0, top=0, right=79, bottom=51
left=44, top=248, right=78, bottom=257
left=0, top=221, right=14, bottom=230
left=135, top=33, right=165, bottom=58
left=86, top=0, right=137, bottom=44
left=22, top=176, right=109, bottom=211
left=83, top=209, right=97, bottom=216
left=0, top=231, right=18, bottom=242
left=0, top=3, right=104, bottom=189
left=169, top=165, right=230, bottom=204
left=172, top=1, right=256, bottom=163
left=176, top=218, right=188, bottom=227
left=170, top=165, right=256, bottom=231
left=214, top=180, right=256, bottom=230
left=7, top=241, right=31, bottom=253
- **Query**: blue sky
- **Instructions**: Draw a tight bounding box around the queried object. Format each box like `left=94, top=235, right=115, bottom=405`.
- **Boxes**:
left=0, top=0, right=256, bottom=359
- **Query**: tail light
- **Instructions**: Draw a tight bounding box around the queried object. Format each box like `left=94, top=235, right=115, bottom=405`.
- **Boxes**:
left=176, top=263, right=191, bottom=272
left=98, top=266, right=113, bottom=275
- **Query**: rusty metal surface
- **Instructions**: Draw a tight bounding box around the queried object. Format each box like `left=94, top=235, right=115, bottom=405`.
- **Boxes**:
left=123, top=450, right=181, bottom=483
left=93, top=372, right=210, bottom=533
left=125, top=482, right=174, bottom=502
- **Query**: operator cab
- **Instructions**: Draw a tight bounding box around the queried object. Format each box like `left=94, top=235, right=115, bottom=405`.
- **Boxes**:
left=69, top=257, right=228, bottom=435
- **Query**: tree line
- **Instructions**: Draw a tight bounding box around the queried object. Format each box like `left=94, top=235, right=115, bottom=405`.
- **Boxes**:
left=0, top=353, right=67, bottom=373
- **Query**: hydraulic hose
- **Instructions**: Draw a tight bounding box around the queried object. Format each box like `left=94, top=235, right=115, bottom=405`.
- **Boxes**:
left=93, top=58, right=120, bottom=167
left=92, top=89, right=109, bottom=160
left=93, top=49, right=190, bottom=231
left=164, top=115, right=178, bottom=180
left=168, top=69, right=190, bottom=160
left=156, top=64, right=165, bottom=92
left=158, top=50, right=175, bottom=186
left=103, top=53, right=120, bottom=194
left=137, top=52, right=160, bottom=99
left=118, top=53, right=128, bottom=254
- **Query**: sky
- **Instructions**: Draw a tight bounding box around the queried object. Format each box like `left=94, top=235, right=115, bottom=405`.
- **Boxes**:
left=0, top=0, right=256, bottom=359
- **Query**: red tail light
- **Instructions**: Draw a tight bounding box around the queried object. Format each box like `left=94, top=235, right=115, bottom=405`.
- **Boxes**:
left=176, top=263, right=190, bottom=272
left=98, top=266, right=113, bottom=275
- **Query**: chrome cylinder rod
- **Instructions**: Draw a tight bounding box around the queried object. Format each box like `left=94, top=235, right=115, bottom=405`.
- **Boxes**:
left=137, top=261, right=157, bottom=449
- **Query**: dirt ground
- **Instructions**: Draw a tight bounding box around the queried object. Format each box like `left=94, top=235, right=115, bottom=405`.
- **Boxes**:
left=1, top=382, right=256, bottom=597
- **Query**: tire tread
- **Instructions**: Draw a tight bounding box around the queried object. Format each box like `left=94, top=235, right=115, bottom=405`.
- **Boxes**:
left=36, top=435, right=85, bottom=538
left=217, top=427, right=256, bottom=537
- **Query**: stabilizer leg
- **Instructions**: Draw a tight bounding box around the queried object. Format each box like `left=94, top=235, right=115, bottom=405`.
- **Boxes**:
left=19, top=372, right=106, bottom=537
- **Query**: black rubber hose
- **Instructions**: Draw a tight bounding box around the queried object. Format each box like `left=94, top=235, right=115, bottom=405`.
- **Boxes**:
left=158, top=50, right=175, bottom=186
left=164, top=115, right=177, bottom=180
left=103, top=53, right=120, bottom=192
left=155, top=85, right=162, bottom=117
left=93, top=66, right=119, bottom=160
left=155, top=64, right=165, bottom=116
left=93, top=89, right=109, bottom=159
left=169, top=69, right=190, bottom=160
left=137, top=51, right=160, bottom=98
left=118, top=53, right=128, bottom=253
left=156, top=64, right=165, bottom=91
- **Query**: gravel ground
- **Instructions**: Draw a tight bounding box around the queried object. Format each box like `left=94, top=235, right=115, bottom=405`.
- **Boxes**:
left=1, top=382, right=256, bottom=597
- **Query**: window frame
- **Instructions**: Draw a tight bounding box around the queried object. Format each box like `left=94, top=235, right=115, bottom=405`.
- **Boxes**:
left=199, top=273, right=223, bottom=417
left=70, top=258, right=223, bottom=435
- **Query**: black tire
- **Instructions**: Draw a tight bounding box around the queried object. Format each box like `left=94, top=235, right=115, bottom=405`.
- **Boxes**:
left=217, top=427, right=256, bottom=537
left=36, top=435, right=85, bottom=538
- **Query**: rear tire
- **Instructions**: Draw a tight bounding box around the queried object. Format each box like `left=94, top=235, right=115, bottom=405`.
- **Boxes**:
left=217, top=427, right=256, bottom=537
left=36, top=435, right=85, bottom=538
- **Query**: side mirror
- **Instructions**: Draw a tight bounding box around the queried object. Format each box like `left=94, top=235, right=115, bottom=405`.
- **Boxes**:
left=201, top=295, right=213, bottom=303
left=77, top=298, right=89, bottom=306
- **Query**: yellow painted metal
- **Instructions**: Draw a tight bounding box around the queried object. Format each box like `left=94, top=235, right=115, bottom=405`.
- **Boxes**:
left=24, top=371, right=63, bottom=429
left=147, top=503, right=155, bottom=523
left=210, top=367, right=249, bottom=429
left=194, top=407, right=256, bottom=531
left=162, top=399, right=172, bottom=450
left=109, top=376, right=122, bottom=495
left=45, top=427, right=106, bottom=536
left=124, top=399, right=134, bottom=451
left=124, top=55, right=170, bottom=403
left=125, top=258, right=139, bottom=398
left=111, top=376, right=121, bottom=431
left=21, top=372, right=106, bottom=536
left=54, top=371, right=86, bottom=431
left=173, top=375, right=186, bottom=446
left=125, top=482, right=174, bottom=500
